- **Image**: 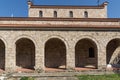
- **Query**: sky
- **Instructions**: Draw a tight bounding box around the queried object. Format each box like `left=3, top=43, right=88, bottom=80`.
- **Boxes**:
left=0, top=0, right=119, bottom=18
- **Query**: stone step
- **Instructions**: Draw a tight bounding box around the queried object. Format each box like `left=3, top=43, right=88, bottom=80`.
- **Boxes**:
left=8, top=76, right=78, bottom=80
left=5, top=70, right=116, bottom=80
left=7, top=72, right=79, bottom=80
left=34, top=77, right=78, bottom=80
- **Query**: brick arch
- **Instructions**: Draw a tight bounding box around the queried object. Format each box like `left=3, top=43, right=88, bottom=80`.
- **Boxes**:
left=15, top=38, right=35, bottom=69
left=75, top=38, right=98, bottom=69
left=45, top=37, right=66, bottom=69
left=106, top=38, right=120, bottom=67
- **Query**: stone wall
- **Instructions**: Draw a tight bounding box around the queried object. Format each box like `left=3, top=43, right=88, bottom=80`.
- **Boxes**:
left=28, top=2, right=108, bottom=18
left=29, top=8, right=107, bottom=18
left=0, top=29, right=119, bottom=72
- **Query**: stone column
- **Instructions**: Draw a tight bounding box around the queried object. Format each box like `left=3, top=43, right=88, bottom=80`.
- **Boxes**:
left=97, top=46, right=106, bottom=70
left=5, top=44, right=16, bottom=72
left=66, top=44, right=75, bottom=70
left=34, top=42, right=44, bottom=73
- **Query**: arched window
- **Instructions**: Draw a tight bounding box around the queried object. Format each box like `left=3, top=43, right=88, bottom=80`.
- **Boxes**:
left=89, top=47, right=95, bottom=58
left=39, top=11, right=43, bottom=17
left=69, top=11, right=73, bottom=18
left=54, top=11, right=57, bottom=18
left=84, top=11, right=88, bottom=18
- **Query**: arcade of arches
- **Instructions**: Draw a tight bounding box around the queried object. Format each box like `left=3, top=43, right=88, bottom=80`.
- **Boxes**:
left=0, top=37, right=120, bottom=71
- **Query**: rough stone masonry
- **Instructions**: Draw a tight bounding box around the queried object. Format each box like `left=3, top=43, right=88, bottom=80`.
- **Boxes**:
left=0, top=1, right=119, bottom=73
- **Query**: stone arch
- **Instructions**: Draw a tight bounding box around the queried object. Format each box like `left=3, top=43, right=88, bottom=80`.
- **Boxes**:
left=15, top=38, right=35, bottom=69
left=0, top=39, right=5, bottom=70
left=106, top=38, right=120, bottom=67
left=0, top=36, right=7, bottom=48
left=13, top=35, right=37, bottom=48
left=44, top=35, right=69, bottom=49
left=75, top=38, right=98, bottom=69
left=45, top=38, right=66, bottom=69
left=74, top=35, right=100, bottom=50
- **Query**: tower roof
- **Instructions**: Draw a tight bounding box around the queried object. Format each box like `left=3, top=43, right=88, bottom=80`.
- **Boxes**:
left=28, top=1, right=108, bottom=9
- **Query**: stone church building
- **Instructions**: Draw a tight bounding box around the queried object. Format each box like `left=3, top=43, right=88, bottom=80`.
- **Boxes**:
left=0, top=1, right=120, bottom=72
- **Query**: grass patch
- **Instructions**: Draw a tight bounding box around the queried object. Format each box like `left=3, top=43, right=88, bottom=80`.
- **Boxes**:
left=77, top=74, right=120, bottom=80
left=20, top=77, right=35, bottom=80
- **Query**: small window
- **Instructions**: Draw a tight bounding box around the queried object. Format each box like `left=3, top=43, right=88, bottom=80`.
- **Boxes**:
left=84, top=11, right=88, bottom=18
left=39, top=11, right=43, bottom=17
left=69, top=11, right=73, bottom=18
left=89, top=47, right=95, bottom=58
left=54, top=11, right=57, bottom=18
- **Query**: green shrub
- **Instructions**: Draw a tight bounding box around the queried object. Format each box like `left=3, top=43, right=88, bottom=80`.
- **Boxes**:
left=20, top=77, right=35, bottom=80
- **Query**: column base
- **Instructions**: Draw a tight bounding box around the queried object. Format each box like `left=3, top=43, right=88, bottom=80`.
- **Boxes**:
left=66, top=66, right=75, bottom=71
left=98, top=65, right=106, bottom=70
left=34, top=66, right=44, bottom=73
left=5, top=67, right=16, bottom=73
